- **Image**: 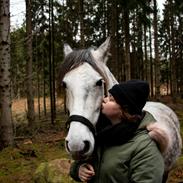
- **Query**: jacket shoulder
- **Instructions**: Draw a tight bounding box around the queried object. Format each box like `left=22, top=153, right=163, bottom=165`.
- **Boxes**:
left=138, top=111, right=156, bottom=129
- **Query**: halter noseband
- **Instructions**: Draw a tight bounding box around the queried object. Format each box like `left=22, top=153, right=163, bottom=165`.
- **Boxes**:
left=66, top=115, right=96, bottom=137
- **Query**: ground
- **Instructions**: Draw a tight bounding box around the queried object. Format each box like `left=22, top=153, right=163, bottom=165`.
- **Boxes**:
left=0, top=97, right=183, bottom=183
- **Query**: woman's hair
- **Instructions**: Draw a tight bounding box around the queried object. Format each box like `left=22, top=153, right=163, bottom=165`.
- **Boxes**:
left=120, top=107, right=143, bottom=123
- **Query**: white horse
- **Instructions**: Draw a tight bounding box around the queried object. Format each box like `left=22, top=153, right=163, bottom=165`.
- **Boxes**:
left=58, top=37, right=182, bottom=174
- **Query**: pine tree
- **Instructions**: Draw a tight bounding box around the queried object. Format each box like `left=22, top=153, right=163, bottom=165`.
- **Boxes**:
left=0, top=0, right=14, bottom=149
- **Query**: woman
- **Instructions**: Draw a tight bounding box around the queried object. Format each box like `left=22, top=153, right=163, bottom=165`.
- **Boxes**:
left=70, top=80, right=164, bottom=183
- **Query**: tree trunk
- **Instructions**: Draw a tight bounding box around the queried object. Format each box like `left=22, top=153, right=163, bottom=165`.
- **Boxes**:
left=144, top=25, right=148, bottom=81
left=149, top=25, right=154, bottom=97
left=137, top=15, right=143, bottom=80
left=25, top=0, right=35, bottom=127
left=153, top=0, right=161, bottom=98
left=35, top=32, right=40, bottom=119
left=0, top=0, right=14, bottom=149
left=49, top=0, right=56, bottom=124
left=177, top=15, right=183, bottom=96
left=43, top=50, right=47, bottom=116
left=79, top=0, right=85, bottom=48
left=123, top=8, right=131, bottom=81
left=111, top=0, right=118, bottom=80
left=102, top=0, right=107, bottom=39
left=169, top=0, right=177, bottom=98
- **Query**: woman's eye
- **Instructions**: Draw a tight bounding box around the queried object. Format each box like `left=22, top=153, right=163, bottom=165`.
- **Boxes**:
left=109, top=96, right=115, bottom=101
left=96, top=79, right=103, bottom=86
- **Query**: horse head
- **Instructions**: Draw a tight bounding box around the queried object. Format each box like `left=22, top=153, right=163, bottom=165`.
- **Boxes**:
left=58, top=37, right=117, bottom=160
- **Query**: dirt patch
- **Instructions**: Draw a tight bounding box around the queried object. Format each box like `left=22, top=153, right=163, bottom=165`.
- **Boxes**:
left=12, top=97, right=64, bottom=115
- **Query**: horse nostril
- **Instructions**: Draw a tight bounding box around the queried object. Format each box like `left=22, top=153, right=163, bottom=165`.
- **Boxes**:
left=83, top=140, right=90, bottom=154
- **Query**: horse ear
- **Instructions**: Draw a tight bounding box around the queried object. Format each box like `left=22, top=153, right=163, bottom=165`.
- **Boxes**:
left=93, top=37, right=111, bottom=64
left=64, top=44, right=73, bottom=57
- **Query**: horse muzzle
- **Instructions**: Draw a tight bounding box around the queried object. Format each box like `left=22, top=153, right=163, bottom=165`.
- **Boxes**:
left=65, top=115, right=95, bottom=160
left=65, top=140, right=91, bottom=160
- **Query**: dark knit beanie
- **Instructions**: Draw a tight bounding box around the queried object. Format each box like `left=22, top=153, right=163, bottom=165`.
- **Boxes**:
left=108, top=80, right=149, bottom=115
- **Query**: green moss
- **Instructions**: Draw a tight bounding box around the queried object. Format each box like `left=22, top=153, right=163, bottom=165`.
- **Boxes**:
left=33, top=162, right=48, bottom=183
left=0, top=140, right=72, bottom=183
left=34, top=160, right=77, bottom=183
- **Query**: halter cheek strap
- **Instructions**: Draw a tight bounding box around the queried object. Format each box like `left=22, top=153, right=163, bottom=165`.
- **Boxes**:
left=66, top=115, right=96, bottom=137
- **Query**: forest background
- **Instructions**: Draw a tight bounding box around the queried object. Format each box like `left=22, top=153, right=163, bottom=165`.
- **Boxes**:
left=0, top=0, right=183, bottom=182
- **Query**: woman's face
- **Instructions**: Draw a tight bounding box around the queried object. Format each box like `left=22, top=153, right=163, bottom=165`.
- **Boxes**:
left=101, top=95, right=122, bottom=122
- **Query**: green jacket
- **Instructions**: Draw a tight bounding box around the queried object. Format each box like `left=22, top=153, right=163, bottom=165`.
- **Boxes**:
left=70, top=112, right=164, bottom=183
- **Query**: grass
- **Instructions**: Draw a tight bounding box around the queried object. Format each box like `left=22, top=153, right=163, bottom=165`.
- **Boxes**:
left=1, top=97, right=74, bottom=182
left=0, top=132, right=71, bottom=183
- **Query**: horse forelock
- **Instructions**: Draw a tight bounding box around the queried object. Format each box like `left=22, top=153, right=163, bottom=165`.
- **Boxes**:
left=57, top=48, right=108, bottom=90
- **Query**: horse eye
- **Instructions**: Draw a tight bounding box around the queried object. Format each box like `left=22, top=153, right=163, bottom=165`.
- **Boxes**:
left=62, top=81, right=67, bottom=88
left=96, top=79, right=103, bottom=86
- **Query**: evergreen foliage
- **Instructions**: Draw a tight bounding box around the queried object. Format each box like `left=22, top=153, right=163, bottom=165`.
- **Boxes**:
left=10, top=0, right=183, bottom=110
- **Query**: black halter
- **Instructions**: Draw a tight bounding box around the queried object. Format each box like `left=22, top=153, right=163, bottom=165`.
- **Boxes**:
left=66, top=115, right=96, bottom=137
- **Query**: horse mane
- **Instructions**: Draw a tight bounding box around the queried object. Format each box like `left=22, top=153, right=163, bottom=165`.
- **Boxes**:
left=57, top=48, right=108, bottom=92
